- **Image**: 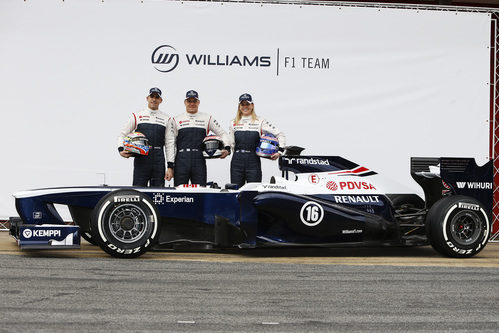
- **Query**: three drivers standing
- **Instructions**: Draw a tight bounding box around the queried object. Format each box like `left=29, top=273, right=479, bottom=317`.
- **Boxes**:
left=118, top=88, right=285, bottom=187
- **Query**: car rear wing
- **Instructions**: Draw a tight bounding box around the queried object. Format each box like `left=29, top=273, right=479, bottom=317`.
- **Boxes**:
left=411, top=157, right=493, bottom=212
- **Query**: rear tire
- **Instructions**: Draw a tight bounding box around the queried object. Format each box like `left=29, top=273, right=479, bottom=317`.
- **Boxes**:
left=426, top=195, right=490, bottom=258
left=90, top=190, right=160, bottom=258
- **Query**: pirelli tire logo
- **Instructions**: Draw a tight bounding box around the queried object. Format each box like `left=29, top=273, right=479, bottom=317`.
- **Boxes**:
left=457, top=202, right=480, bottom=211
left=114, top=195, right=140, bottom=203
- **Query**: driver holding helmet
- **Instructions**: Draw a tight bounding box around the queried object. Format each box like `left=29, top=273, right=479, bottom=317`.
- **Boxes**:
left=229, top=93, right=286, bottom=187
left=166, top=90, right=230, bottom=186
left=117, top=87, right=170, bottom=187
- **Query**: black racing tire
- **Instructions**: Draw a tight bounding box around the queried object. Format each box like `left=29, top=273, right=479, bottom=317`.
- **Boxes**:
left=81, top=230, right=97, bottom=246
left=425, top=195, right=490, bottom=258
left=90, top=190, right=160, bottom=258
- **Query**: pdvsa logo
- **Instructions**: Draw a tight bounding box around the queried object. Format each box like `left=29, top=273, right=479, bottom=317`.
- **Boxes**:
left=339, top=181, right=376, bottom=191
left=326, top=181, right=376, bottom=192
left=326, top=181, right=338, bottom=191
left=152, top=45, right=179, bottom=73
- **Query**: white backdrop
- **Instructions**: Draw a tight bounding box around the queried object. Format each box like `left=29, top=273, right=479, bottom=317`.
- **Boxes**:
left=0, top=0, right=492, bottom=218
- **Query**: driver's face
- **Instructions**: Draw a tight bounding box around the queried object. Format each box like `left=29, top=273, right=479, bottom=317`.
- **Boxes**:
left=147, top=94, right=162, bottom=110
left=239, top=102, right=253, bottom=116
left=185, top=98, right=200, bottom=114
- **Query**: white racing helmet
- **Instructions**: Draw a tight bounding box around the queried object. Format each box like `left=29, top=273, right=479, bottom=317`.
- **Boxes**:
left=202, top=135, right=224, bottom=159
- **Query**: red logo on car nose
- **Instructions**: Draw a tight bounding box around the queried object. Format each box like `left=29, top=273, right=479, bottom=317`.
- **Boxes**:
left=326, top=181, right=338, bottom=191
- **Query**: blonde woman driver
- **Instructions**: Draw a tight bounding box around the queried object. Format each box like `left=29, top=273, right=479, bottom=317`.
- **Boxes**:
left=228, top=93, right=286, bottom=187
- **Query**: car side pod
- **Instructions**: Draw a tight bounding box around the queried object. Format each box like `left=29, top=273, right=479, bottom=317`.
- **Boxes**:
left=252, top=191, right=398, bottom=244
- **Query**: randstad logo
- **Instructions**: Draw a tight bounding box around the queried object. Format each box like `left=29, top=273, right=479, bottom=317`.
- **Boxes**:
left=152, top=45, right=180, bottom=73
left=151, top=44, right=272, bottom=73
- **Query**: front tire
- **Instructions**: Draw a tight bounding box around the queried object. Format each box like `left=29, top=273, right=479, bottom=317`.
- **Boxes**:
left=426, top=195, right=490, bottom=258
left=81, top=231, right=97, bottom=246
left=90, top=190, right=160, bottom=258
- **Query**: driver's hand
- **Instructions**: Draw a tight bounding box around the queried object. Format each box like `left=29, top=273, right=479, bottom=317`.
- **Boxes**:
left=120, top=151, right=133, bottom=158
left=220, top=150, right=229, bottom=159
left=270, top=152, right=281, bottom=160
left=165, top=168, right=174, bottom=181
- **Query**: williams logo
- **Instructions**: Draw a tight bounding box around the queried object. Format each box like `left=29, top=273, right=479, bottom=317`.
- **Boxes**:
left=151, top=44, right=271, bottom=73
left=152, top=45, right=180, bottom=73
left=151, top=45, right=331, bottom=76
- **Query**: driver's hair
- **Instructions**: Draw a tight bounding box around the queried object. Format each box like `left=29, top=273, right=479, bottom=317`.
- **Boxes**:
left=234, top=105, right=257, bottom=125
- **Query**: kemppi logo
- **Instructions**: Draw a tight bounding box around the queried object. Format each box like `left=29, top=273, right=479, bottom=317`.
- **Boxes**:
left=23, top=229, right=33, bottom=238
left=152, top=45, right=180, bottom=73
left=22, top=229, right=61, bottom=238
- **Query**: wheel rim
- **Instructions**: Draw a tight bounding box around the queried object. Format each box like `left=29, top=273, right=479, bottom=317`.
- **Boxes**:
left=107, top=203, right=148, bottom=243
left=449, top=211, right=482, bottom=246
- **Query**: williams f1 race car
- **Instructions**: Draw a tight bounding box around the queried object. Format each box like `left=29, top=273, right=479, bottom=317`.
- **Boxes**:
left=10, top=151, right=493, bottom=258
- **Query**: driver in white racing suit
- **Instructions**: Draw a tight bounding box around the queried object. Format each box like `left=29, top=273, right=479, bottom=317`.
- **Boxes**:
left=229, top=93, right=286, bottom=187
left=166, top=90, right=230, bottom=186
left=117, top=87, right=170, bottom=187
